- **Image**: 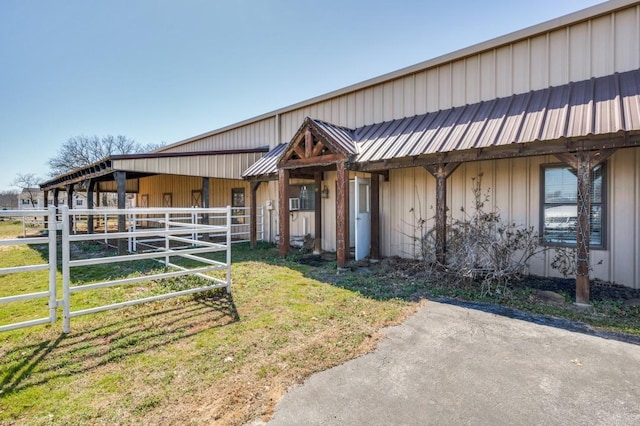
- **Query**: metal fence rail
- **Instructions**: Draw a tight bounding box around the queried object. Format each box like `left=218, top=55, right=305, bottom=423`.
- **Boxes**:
left=60, top=206, right=232, bottom=333
left=0, top=206, right=236, bottom=333
left=0, top=207, right=58, bottom=332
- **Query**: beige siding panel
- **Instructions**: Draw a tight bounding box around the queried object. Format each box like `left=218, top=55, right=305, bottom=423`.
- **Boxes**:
left=495, top=45, right=513, bottom=98
left=512, top=40, right=530, bottom=94
left=414, top=70, right=428, bottom=116
left=530, top=34, right=550, bottom=91
left=372, top=85, right=384, bottom=123
left=393, top=79, right=404, bottom=119
left=549, top=29, right=569, bottom=87
left=403, top=74, right=415, bottom=118
left=114, top=153, right=263, bottom=180
left=355, top=91, right=365, bottom=128
left=614, top=5, right=640, bottom=72
left=383, top=81, right=394, bottom=122
left=438, top=63, right=452, bottom=110
left=591, top=15, right=614, bottom=77
left=363, top=87, right=374, bottom=125
left=569, top=21, right=591, bottom=82
left=465, top=56, right=480, bottom=105
left=609, top=150, right=636, bottom=287
left=451, top=60, right=466, bottom=107
left=426, top=68, right=439, bottom=112
left=346, top=92, right=356, bottom=128
left=480, top=50, right=496, bottom=101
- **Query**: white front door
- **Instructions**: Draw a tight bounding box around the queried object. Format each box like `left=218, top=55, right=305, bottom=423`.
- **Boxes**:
left=354, top=177, right=371, bottom=261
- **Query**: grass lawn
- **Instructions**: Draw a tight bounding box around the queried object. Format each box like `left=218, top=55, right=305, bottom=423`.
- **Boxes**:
left=0, top=223, right=415, bottom=425
left=1, top=221, right=639, bottom=425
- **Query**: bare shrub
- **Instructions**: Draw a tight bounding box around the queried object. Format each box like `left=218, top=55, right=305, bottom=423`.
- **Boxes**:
left=414, top=174, right=547, bottom=296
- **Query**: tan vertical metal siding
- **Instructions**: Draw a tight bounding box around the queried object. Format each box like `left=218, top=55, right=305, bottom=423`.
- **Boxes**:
left=280, top=147, right=639, bottom=289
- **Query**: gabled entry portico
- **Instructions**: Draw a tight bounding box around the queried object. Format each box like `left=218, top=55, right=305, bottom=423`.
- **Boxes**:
left=276, top=117, right=380, bottom=268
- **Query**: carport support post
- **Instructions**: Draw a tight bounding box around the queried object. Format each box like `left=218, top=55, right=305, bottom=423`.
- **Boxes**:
left=53, top=188, right=59, bottom=207
left=336, top=161, right=350, bottom=268
left=278, top=169, right=290, bottom=256
left=87, top=179, right=95, bottom=234
left=424, top=163, right=459, bottom=265
left=314, top=172, right=322, bottom=254
left=250, top=181, right=261, bottom=249
left=202, top=177, right=210, bottom=240
left=66, top=184, right=74, bottom=231
left=115, top=171, right=127, bottom=254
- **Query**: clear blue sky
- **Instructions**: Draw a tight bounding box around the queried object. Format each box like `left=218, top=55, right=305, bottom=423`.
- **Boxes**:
left=0, top=0, right=603, bottom=191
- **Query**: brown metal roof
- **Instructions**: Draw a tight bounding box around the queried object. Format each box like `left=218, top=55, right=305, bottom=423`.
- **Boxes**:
left=357, top=69, right=640, bottom=162
left=242, top=143, right=287, bottom=180
left=244, top=68, right=640, bottom=178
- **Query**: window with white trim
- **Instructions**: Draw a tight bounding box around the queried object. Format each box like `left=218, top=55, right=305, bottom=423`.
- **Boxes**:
left=541, top=163, right=605, bottom=248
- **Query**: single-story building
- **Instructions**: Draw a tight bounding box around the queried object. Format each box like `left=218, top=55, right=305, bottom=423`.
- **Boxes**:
left=42, top=0, right=640, bottom=301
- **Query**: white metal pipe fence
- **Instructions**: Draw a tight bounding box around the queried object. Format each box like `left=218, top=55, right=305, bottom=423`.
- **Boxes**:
left=0, top=207, right=58, bottom=332
left=1, top=206, right=237, bottom=333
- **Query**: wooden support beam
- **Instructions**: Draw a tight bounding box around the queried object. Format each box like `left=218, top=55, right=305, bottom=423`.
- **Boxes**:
left=314, top=172, right=323, bottom=254
left=202, top=177, right=210, bottom=241
left=312, top=140, right=325, bottom=157
left=282, top=153, right=345, bottom=169
left=87, top=179, right=95, bottom=234
left=250, top=181, right=261, bottom=249
left=115, top=171, right=127, bottom=255
left=424, top=163, right=460, bottom=264
left=371, top=174, right=380, bottom=260
left=278, top=169, right=290, bottom=256
left=575, top=152, right=592, bottom=305
left=53, top=188, right=59, bottom=207
left=336, top=162, right=350, bottom=268
left=305, top=129, right=313, bottom=158
left=66, top=184, right=74, bottom=231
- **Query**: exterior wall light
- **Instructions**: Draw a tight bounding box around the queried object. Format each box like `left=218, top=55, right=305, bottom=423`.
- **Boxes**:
left=321, top=185, right=329, bottom=198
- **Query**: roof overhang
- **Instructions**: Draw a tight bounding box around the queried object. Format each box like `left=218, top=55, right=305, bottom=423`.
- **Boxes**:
left=40, top=147, right=269, bottom=191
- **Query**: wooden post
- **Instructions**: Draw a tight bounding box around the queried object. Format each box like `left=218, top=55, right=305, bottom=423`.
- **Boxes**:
left=87, top=179, right=95, bottom=234
left=202, top=177, right=210, bottom=240
left=554, top=148, right=615, bottom=305
left=53, top=188, right=59, bottom=207
left=278, top=169, right=290, bottom=256
left=575, top=151, right=591, bottom=305
left=115, top=171, right=127, bottom=254
left=66, top=184, right=74, bottom=231
left=305, top=129, right=313, bottom=158
left=424, top=163, right=459, bottom=264
left=314, top=172, right=322, bottom=254
left=43, top=189, right=49, bottom=230
left=250, top=181, right=261, bottom=249
left=370, top=174, right=380, bottom=260
left=336, top=161, right=350, bottom=268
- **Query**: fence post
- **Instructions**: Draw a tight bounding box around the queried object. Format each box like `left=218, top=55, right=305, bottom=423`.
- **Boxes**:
left=48, top=205, right=58, bottom=324
left=165, top=211, right=170, bottom=267
left=226, top=206, right=232, bottom=293
left=61, top=205, right=71, bottom=333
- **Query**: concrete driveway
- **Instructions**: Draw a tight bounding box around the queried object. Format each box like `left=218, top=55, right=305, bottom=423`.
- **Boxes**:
left=267, top=300, right=640, bottom=425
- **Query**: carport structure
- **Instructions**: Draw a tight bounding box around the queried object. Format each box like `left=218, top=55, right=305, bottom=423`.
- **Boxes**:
left=40, top=147, right=269, bottom=236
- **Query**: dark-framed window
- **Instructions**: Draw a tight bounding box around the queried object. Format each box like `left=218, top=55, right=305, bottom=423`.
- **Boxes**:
left=231, top=188, right=245, bottom=224
left=162, top=192, right=173, bottom=207
left=191, top=190, right=202, bottom=207
left=290, top=184, right=316, bottom=211
left=541, top=163, right=605, bottom=248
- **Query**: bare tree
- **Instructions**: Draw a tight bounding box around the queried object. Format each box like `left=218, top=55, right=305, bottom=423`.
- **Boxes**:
left=12, top=173, right=42, bottom=208
left=48, top=135, right=164, bottom=176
